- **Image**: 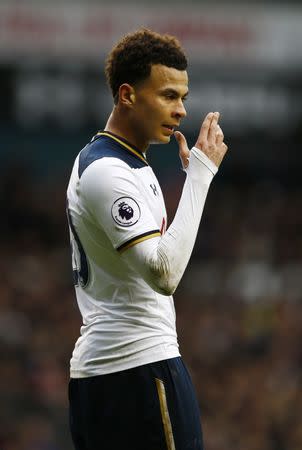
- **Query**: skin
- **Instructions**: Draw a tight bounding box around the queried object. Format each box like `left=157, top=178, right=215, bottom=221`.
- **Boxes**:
left=105, top=63, right=228, bottom=168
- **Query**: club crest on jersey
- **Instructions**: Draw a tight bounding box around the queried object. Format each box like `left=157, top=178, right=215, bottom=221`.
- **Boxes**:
left=111, top=197, right=141, bottom=227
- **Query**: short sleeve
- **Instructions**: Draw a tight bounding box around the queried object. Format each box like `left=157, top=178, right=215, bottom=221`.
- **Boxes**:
left=80, top=157, right=161, bottom=251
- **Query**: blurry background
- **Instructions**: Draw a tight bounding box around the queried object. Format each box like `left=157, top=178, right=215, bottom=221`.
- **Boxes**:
left=1, top=1, right=302, bottom=449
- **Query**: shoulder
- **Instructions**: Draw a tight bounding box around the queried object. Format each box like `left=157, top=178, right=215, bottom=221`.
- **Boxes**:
left=79, top=135, right=146, bottom=179
left=80, top=154, right=139, bottom=204
left=82, top=155, right=133, bottom=183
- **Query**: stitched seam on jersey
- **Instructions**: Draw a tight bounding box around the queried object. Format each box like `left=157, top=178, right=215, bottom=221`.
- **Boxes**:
left=96, top=132, right=148, bottom=165
left=117, top=230, right=161, bottom=253
left=155, top=378, right=176, bottom=450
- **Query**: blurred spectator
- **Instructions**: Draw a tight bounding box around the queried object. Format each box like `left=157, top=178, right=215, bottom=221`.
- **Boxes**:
left=1, top=166, right=302, bottom=450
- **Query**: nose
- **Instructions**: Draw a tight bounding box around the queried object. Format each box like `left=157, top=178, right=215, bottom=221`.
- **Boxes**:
left=172, top=100, right=187, bottom=120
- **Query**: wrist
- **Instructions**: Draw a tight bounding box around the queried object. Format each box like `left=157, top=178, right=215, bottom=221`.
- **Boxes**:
left=191, top=147, right=218, bottom=176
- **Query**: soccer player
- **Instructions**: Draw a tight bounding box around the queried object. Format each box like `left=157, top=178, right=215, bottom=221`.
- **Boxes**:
left=67, top=28, right=228, bottom=450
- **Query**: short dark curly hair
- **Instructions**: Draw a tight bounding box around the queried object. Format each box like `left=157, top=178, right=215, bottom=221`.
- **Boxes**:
left=105, top=28, right=188, bottom=104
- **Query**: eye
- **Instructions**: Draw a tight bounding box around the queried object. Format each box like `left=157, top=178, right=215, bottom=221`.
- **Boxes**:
left=165, top=93, right=176, bottom=100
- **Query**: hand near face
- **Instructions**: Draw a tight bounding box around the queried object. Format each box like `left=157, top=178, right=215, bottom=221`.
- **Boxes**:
left=175, top=112, right=228, bottom=170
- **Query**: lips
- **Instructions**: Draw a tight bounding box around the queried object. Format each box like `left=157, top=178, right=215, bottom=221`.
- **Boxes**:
left=162, top=124, right=178, bottom=132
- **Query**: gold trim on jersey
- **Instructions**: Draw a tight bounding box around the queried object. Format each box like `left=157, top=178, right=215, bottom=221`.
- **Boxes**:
left=117, top=230, right=161, bottom=253
left=155, top=378, right=176, bottom=450
left=96, top=132, right=148, bottom=165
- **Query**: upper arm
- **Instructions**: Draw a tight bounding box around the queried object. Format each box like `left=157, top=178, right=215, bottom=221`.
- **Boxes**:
left=80, top=158, right=175, bottom=295
left=80, top=157, right=161, bottom=252
left=120, top=236, right=175, bottom=296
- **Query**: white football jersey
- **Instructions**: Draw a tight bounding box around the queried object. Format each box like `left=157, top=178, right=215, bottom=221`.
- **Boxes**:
left=67, top=131, right=180, bottom=377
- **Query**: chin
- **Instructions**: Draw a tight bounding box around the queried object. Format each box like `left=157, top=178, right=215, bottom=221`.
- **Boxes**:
left=150, top=135, right=171, bottom=145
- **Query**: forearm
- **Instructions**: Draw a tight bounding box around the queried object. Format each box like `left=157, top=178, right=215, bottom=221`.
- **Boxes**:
left=122, top=148, right=218, bottom=295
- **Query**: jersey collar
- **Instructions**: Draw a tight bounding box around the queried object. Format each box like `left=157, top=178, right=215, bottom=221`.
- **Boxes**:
left=93, top=130, right=148, bottom=166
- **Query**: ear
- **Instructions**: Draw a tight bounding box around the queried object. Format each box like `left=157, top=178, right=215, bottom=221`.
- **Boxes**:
left=118, top=84, right=136, bottom=106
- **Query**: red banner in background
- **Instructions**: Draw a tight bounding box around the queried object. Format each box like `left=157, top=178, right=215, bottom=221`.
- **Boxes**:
left=0, top=2, right=302, bottom=69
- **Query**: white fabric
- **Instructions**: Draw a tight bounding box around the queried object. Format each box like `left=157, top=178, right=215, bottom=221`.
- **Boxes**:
left=122, top=149, right=216, bottom=295
left=67, top=145, right=216, bottom=377
left=80, top=158, right=163, bottom=249
left=191, top=146, right=218, bottom=176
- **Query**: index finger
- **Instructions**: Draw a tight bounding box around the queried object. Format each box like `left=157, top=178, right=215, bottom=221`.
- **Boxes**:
left=197, top=112, right=215, bottom=143
left=208, top=112, right=220, bottom=144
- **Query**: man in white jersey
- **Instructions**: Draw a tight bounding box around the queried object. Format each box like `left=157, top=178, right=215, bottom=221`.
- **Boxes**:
left=67, top=28, right=228, bottom=450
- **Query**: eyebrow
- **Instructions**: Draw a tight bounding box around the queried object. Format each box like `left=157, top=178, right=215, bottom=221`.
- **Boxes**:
left=159, top=88, right=189, bottom=98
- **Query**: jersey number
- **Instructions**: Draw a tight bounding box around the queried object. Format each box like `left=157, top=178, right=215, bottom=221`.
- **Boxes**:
left=66, top=203, right=89, bottom=288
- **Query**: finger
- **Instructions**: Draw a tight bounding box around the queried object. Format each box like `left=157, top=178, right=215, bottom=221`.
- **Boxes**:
left=222, top=142, right=228, bottom=153
left=174, top=131, right=190, bottom=169
left=216, top=124, right=224, bottom=145
left=219, top=143, right=228, bottom=160
left=197, top=112, right=214, bottom=145
left=208, top=112, right=220, bottom=145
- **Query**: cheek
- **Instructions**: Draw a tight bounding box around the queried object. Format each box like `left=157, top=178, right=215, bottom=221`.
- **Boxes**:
left=147, top=100, right=166, bottom=122
left=137, top=101, right=156, bottom=119
left=135, top=98, right=166, bottom=134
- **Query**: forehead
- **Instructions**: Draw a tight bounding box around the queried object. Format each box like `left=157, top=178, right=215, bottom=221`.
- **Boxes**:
left=141, top=64, right=188, bottom=94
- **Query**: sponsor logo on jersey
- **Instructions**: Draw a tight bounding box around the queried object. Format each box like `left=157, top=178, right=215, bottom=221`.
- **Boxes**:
left=150, top=183, right=159, bottom=196
left=111, top=197, right=141, bottom=227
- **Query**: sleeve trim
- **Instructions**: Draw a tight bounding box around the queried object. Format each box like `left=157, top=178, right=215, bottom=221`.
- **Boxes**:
left=191, top=147, right=218, bottom=175
left=117, top=230, right=161, bottom=253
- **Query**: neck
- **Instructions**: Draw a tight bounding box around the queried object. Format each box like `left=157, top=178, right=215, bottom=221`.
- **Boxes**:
left=105, top=106, right=149, bottom=153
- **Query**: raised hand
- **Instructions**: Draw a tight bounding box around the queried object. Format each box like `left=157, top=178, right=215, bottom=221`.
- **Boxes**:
left=194, top=111, right=228, bottom=167
left=175, top=112, right=228, bottom=170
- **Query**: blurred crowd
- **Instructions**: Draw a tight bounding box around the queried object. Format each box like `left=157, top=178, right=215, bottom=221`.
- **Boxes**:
left=1, top=164, right=302, bottom=450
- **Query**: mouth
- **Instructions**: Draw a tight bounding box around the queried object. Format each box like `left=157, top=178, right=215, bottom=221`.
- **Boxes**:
left=162, top=124, right=178, bottom=134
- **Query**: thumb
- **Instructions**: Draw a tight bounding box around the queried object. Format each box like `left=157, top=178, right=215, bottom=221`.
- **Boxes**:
left=174, top=131, right=190, bottom=170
